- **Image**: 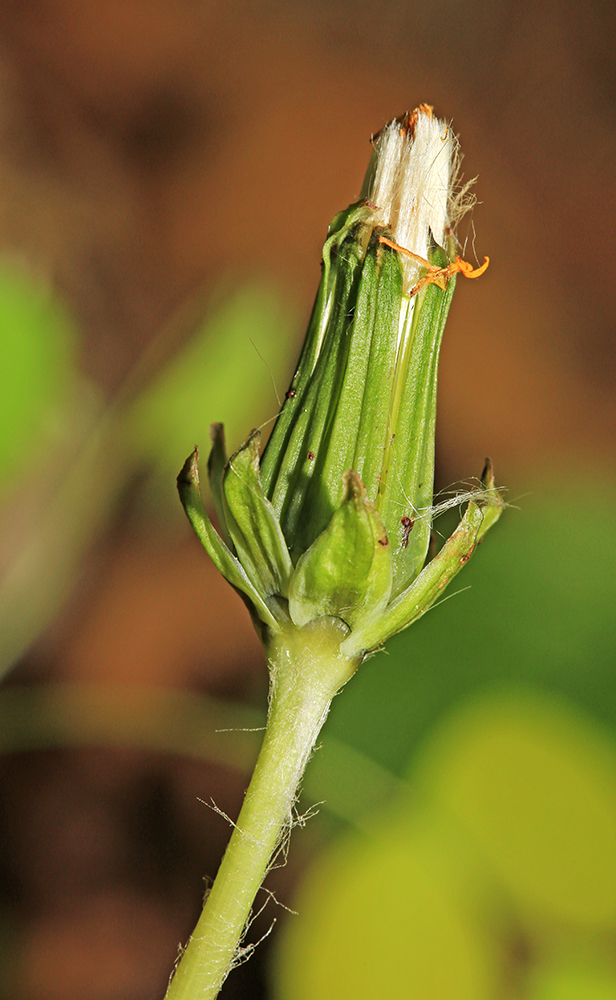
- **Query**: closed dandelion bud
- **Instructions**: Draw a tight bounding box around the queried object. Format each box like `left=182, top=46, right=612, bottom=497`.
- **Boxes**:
left=178, top=104, right=500, bottom=657
left=168, top=105, right=505, bottom=1000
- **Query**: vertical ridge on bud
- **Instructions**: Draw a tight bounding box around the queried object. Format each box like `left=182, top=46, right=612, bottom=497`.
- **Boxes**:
left=259, top=204, right=380, bottom=559
left=378, top=242, right=457, bottom=596
left=290, top=234, right=403, bottom=557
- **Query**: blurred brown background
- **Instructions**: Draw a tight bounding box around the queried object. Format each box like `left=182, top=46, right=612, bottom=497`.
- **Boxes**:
left=0, top=1, right=614, bottom=997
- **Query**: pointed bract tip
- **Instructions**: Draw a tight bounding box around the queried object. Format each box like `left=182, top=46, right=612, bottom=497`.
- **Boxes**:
left=342, top=469, right=367, bottom=502
left=481, top=456, right=495, bottom=490
left=475, top=457, right=505, bottom=543
left=177, top=448, right=200, bottom=489
left=209, top=423, right=225, bottom=446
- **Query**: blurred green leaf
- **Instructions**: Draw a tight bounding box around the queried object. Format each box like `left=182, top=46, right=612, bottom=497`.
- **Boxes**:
left=128, top=283, right=299, bottom=477
left=0, top=262, right=76, bottom=490
left=0, top=279, right=298, bottom=673
left=412, top=688, right=616, bottom=928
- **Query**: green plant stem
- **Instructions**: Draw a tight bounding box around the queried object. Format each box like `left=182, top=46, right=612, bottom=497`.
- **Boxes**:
left=164, top=617, right=360, bottom=1000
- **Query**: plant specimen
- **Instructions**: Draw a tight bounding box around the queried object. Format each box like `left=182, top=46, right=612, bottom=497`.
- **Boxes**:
left=165, top=104, right=502, bottom=1000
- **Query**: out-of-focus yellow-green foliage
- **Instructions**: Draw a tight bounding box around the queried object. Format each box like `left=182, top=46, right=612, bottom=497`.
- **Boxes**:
left=527, top=958, right=616, bottom=1000
left=275, top=689, right=616, bottom=999
left=0, top=261, right=76, bottom=493
left=417, top=690, right=616, bottom=929
left=277, top=803, right=499, bottom=1000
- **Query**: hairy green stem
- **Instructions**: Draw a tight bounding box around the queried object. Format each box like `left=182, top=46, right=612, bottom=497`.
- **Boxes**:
left=164, top=618, right=360, bottom=1000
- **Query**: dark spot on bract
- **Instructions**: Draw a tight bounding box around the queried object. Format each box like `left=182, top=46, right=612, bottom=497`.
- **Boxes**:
left=400, top=515, right=414, bottom=550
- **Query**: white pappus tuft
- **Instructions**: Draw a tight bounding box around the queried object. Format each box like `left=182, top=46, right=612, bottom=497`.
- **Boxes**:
left=361, top=104, right=458, bottom=289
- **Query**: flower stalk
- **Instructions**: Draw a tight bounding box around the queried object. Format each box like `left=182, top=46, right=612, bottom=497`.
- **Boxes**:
left=166, top=104, right=502, bottom=999
left=165, top=619, right=359, bottom=1000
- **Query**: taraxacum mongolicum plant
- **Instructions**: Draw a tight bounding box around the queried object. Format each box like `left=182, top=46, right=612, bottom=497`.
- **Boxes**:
left=165, top=104, right=503, bottom=1000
